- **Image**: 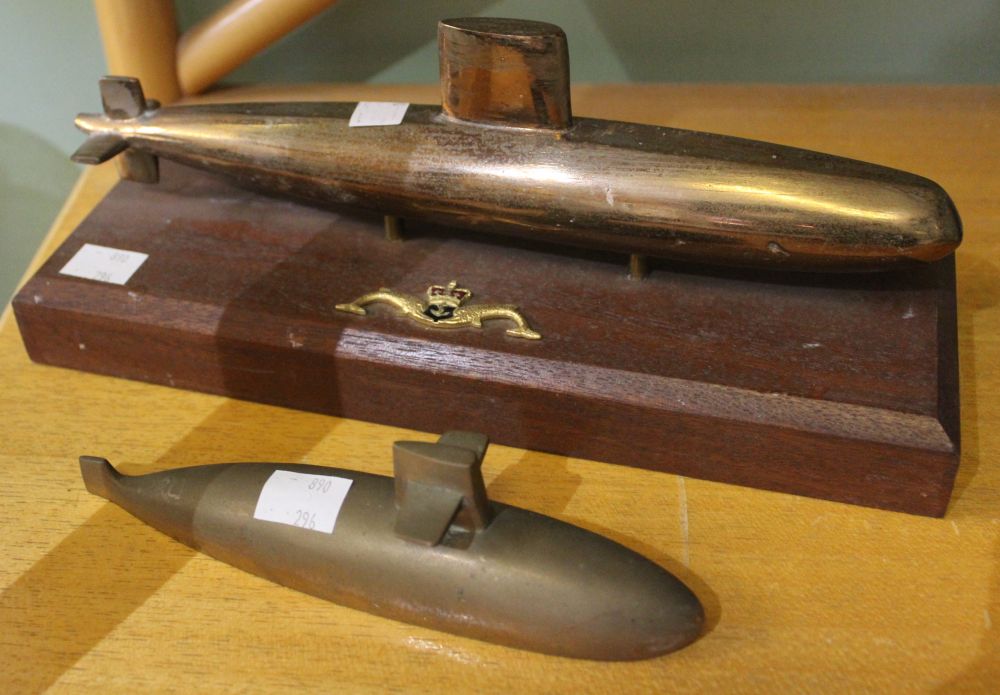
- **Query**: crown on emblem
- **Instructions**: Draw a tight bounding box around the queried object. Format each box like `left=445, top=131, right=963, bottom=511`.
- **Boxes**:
left=426, top=281, right=472, bottom=307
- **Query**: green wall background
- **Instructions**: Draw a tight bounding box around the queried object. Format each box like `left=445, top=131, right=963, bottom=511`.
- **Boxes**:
left=2, top=0, right=999, bottom=302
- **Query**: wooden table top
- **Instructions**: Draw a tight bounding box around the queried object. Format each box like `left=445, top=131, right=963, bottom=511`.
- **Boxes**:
left=1, top=84, right=998, bottom=693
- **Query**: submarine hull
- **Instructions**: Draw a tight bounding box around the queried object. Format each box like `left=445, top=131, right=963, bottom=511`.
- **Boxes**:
left=74, top=101, right=961, bottom=272
left=80, top=457, right=704, bottom=661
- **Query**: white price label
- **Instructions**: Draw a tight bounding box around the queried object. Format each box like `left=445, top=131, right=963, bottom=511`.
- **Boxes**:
left=349, top=101, right=409, bottom=127
left=253, top=470, right=353, bottom=534
left=59, top=243, right=148, bottom=285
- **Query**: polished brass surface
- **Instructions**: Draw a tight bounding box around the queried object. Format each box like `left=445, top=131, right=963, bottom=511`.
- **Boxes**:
left=383, top=214, right=404, bottom=241
left=335, top=281, right=541, bottom=340
left=79, top=432, right=704, bottom=660
left=393, top=432, right=492, bottom=545
left=94, top=76, right=163, bottom=183
left=439, top=17, right=571, bottom=130
left=629, top=253, right=648, bottom=280
left=99, top=74, right=149, bottom=119
left=115, top=148, right=159, bottom=183
left=71, top=19, right=962, bottom=271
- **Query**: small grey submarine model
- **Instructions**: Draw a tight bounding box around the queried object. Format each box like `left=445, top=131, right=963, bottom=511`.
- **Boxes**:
left=80, top=431, right=705, bottom=660
left=70, top=18, right=961, bottom=272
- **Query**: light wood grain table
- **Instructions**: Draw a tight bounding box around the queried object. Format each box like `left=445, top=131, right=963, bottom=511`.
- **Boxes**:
left=2, top=85, right=997, bottom=693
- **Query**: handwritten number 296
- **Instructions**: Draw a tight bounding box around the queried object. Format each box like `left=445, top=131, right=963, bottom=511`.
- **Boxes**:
left=294, top=510, right=317, bottom=529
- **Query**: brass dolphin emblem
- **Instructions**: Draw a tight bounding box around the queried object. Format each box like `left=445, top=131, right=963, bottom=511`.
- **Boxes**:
left=335, top=281, right=541, bottom=340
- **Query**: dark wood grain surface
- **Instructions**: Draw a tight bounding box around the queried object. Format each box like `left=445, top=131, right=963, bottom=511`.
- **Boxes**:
left=13, top=160, right=959, bottom=515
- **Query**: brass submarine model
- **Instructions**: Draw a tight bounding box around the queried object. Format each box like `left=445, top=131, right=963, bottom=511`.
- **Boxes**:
left=71, top=18, right=961, bottom=272
left=80, top=432, right=705, bottom=660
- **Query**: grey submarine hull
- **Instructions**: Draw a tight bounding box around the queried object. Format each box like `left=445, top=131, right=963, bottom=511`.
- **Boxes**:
left=80, top=455, right=704, bottom=660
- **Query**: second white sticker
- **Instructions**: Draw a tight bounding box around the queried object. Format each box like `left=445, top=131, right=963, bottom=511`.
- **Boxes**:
left=59, top=243, right=149, bottom=285
left=349, top=101, right=410, bottom=127
left=253, top=470, right=353, bottom=534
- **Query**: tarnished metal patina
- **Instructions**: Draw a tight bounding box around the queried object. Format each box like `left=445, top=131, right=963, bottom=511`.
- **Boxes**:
left=335, top=280, right=542, bottom=340
left=80, top=431, right=704, bottom=660
left=71, top=18, right=961, bottom=271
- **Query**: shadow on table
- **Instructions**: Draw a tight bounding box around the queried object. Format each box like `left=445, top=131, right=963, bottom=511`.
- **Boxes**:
left=947, top=254, right=1000, bottom=514
left=936, top=536, right=1000, bottom=691
left=936, top=252, right=1000, bottom=689
left=487, top=449, right=583, bottom=516
left=0, top=400, right=335, bottom=692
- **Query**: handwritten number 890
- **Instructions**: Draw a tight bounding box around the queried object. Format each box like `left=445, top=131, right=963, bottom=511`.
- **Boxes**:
left=307, top=479, right=332, bottom=493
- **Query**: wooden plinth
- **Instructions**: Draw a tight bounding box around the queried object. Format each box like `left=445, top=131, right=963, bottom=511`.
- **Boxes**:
left=13, top=162, right=960, bottom=516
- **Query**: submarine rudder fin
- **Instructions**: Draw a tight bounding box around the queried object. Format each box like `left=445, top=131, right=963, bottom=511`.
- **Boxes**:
left=71, top=133, right=128, bottom=165
left=72, top=76, right=160, bottom=183
left=79, top=455, right=123, bottom=501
